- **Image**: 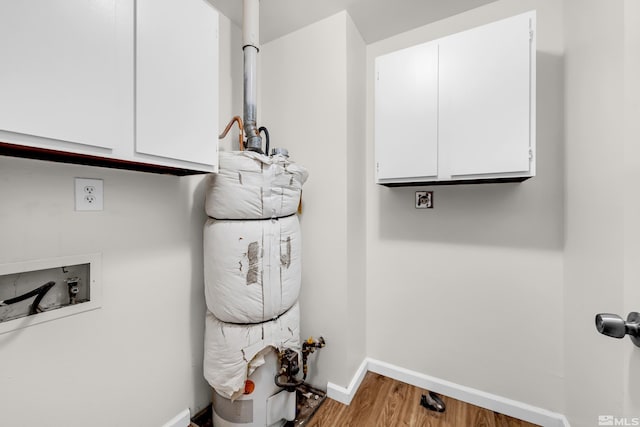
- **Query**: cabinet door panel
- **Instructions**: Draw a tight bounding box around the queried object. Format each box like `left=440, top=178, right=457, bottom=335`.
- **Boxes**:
left=0, top=0, right=119, bottom=149
left=439, top=13, right=532, bottom=177
left=375, top=42, right=438, bottom=181
left=136, top=0, right=218, bottom=166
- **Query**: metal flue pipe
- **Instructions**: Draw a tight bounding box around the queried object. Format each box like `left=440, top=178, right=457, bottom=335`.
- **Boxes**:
left=243, top=0, right=262, bottom=152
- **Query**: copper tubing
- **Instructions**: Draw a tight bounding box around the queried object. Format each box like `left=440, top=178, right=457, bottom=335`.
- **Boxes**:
left=219, top=116, right=245, bottom=151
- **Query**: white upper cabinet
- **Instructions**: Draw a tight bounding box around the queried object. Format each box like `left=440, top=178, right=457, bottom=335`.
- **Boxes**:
left=0, top=0, right=122, bottom=151
left=136, top=0, right=218, bottom=168
left=375, top=11, right=536, bottom=186
left=0, top=0, right=219, bottom=174
left=375, top=42, right=439, bottom=182
left=439, top=12, right=533, bottom=179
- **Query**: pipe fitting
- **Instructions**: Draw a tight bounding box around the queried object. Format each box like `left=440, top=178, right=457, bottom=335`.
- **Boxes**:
left=66, top=277, right=80, bottom=305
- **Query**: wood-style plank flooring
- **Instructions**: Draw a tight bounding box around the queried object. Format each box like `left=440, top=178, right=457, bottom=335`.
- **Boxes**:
left=307, top=373, right=540, bottom=427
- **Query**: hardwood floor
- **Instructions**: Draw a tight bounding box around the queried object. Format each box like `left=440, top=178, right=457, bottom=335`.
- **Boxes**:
left=307, top=373, right=541, bottom=427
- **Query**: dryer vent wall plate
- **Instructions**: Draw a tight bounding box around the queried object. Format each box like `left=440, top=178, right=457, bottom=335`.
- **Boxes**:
left=415, top=191, right=433, bottom=209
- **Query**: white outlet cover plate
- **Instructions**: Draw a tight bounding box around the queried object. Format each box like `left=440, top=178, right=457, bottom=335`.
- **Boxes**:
left=75, top=178, right=104, bottom=211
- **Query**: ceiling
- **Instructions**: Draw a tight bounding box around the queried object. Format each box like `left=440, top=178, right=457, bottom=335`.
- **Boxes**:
left=207, top=0, right=498, bottom=45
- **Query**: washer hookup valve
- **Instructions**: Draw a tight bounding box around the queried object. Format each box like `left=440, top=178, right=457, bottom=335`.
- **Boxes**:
left=66, top=277, right=80, bottom=304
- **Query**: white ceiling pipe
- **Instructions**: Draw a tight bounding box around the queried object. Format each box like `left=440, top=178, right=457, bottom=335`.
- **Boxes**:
left=243, top=0, right=262, bottom=152
left=243, top=0, right=259, bottom=48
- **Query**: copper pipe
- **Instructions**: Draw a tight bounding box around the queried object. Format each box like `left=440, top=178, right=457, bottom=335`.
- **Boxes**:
left=218, top=116, right=245, bottom=151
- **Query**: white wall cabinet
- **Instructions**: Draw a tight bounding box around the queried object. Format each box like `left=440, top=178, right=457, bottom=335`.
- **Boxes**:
left=0, top=0, right=218, bottom=174
left=375, top=11, right=536, bottom=186
left=375, top=42, right=439, bottom=182
left=0, top=0, right=122, bottom=152
left=136, top=0, right=218, bottom=168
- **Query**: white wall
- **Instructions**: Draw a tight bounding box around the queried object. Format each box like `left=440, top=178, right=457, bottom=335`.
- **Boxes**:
left=365, top=0, right=565, bottom=413
left=216, top=9, right=244, bottom=153
left=345, top=14, right=367, bottom=382
left=261, top=12, right=367, bottom=389
left=0, top=12, right=242, bottom=427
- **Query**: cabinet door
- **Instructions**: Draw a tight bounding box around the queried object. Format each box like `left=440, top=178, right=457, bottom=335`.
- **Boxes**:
left=0, top=0, right=121, bottom=150
left=136, top=0, right=218, bottom=166
left=375, top=42, right=439, bottom=183
left=439, top=12, right=533, bottom=178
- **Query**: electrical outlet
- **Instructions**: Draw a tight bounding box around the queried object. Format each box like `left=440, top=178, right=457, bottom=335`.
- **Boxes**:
left=415, top=191, right=433, bottom=209
left=75, top=178, right=103, bottom=211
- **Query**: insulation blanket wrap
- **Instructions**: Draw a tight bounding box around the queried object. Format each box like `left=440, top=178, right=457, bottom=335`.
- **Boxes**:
left=204, top=215, right=301, bottom=324
left=205, top=151, right=309, bottom=220
left=204, top=302, right=300, bottom=400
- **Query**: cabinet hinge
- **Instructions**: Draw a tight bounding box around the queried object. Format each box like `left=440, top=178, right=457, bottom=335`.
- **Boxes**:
left=529, top=29, right=534, bottom=42
left=529, top=149, right=533, bottom=160
left=376, top=162, right=380, bottom=172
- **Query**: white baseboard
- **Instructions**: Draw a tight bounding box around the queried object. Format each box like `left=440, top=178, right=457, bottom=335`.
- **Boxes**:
left=326, top=358, right=368, bottom=405
left=162, top=408, right=191, bottom=427
left=329, top=357, right=569, bottom=427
